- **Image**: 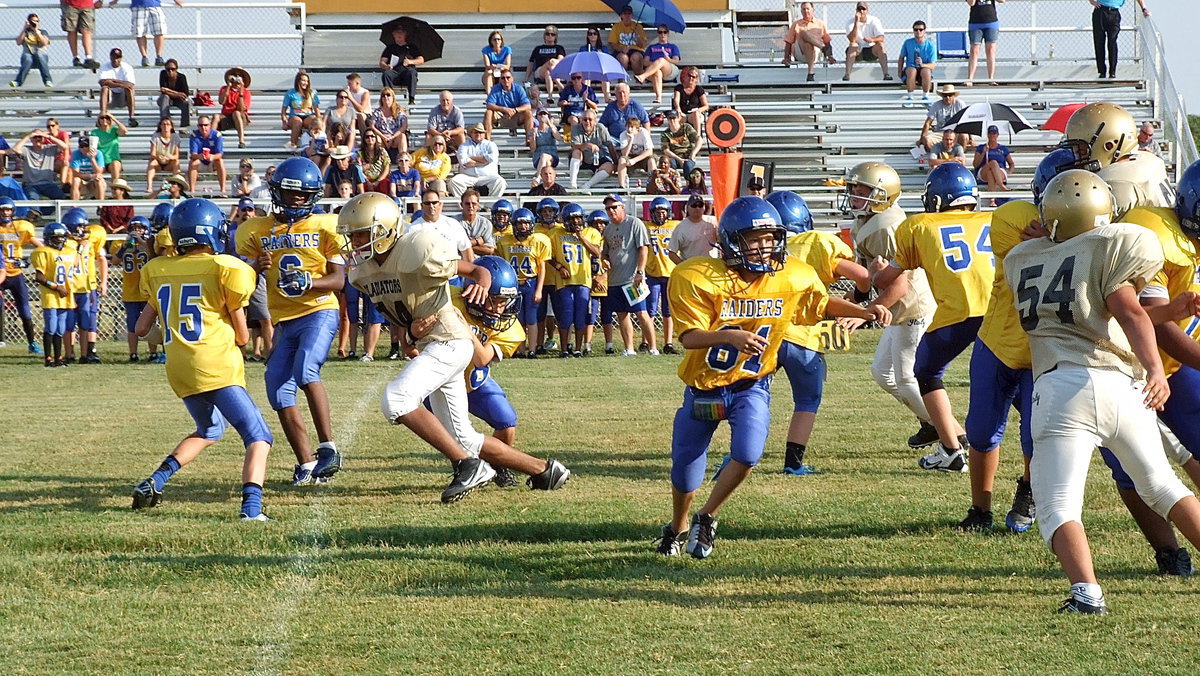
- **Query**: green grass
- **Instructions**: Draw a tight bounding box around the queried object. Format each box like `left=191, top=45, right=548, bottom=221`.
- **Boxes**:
left=2, top=332, right=1200, bottom=674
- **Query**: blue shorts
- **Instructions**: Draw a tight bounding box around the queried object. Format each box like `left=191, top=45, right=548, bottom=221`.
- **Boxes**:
left=779, top=341, right=826, bottom=413
left=532, top=150, right=559, bottom=169
left=183, top=385, right=274, bottom=446
left=41, top=308, right=68, bottom=336
left=968, top=22, right=1000, bottom=45
left=467, top=375, right=518, bottom=431
left=913, top=316, right=983, bottom=382
left=345, top=283, right=385, bottom=325
left=66, top=291, right=98, bottom=333
left=646, top=276, right=671, bottom=318
left=1, top=274, right=32, bottom=320
left=606, top=287, right=647, bottom=315
left=123, top=301, right=147, bottom=334
left=964, top=339, right=1033, bottom=456
left=595, top=295, right=616, bottom=326
left=551, top=284, right=590, bottom=331
left=264, top=309, right=338, bottom=410
left=517, top=278, right=539, bottom=326
left=1106, top=364, right=1200, bottom=490
left=671, top=376, right=772, bottom=493
left=538, top=284, right=555, bottom=322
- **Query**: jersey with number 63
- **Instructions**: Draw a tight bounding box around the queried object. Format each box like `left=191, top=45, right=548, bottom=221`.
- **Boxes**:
left=110, top=239, right=151, bottom=302
left=669, top=256, right=828, bottom=390
left=893, top=211, right=994, bottom=331
left=139, top=252, right=256, bottom=398
left=1005, top=223, right=1162, bottom=380
left=235, top=213, right=344, bottom=323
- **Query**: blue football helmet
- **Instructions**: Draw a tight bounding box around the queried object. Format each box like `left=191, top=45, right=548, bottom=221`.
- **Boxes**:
left=62, top=207, right=89, bottom=235
left=1175, top=159, right=1200, bottom=240
left=561, top=203, right=585, bottom=232
left=0, top=196, right=13, bottom=223
left=512, top=208, right=535, bottom=240
left=765, top=191, right=813, bottom=234
left=150, top=202, right=175, bottom=233
left=169, top=198, right=229, bottom=252
left=536, top=197, right=559, bottom=223
left=718, top=196, right=787, bottom=273
left=269, top=156, right=323, bottom=222
left=649, top=196, right=672, bottom=225
left=1031, top=148, right=1079, bottom=205
left=492, top=198, right=514, bottom=229
left=128, top=215, right=151, bottom=238
left=922, top=163, right=979, bottom=213
left=43, top=222, right=69, bottom=249
left=464, top=255, right=521, bottom=331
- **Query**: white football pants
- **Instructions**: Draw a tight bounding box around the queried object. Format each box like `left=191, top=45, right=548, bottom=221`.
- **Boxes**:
left=871, top=314, right=931, bottom=422
left=382, top=338, right=485, bottom=457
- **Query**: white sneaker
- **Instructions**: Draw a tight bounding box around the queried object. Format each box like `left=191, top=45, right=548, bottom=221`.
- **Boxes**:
left=545, top=339, right=559, bottom=351
left=918, top=443, right=968, bottom=472
left=621, top=349, right=637, bottom=357
left=239, top=513, right=271, bottom=522
left=648, top=348, right=660, bottom=355
left=360, top=354, right=374, bottom=362
left=284, top=141, right=298, bottom=150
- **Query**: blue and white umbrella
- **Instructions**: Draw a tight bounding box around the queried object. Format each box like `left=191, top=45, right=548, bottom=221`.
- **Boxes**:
left=551, top=51, right=630, bottom=82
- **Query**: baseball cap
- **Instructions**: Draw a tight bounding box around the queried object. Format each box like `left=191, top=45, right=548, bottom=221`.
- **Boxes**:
left=238, top=197, right=255, bottom=210
left=856, top=2, right=868, bottom=10
left=665, top=109, right=679, bottom=118
left=687, top=194, right=706, bottom=207
left=987, top=124, right=1000, bottom=133
left=78, top=135, right=90, bottom=146
left=603, top=193, right=624, bottom=205
left=110, top=48, right=122, bottom=58
left=747, top=177, right=765, bottom=189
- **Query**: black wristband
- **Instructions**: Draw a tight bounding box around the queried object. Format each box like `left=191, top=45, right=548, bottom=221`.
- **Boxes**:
left=852, top=288, right=871, bottom=303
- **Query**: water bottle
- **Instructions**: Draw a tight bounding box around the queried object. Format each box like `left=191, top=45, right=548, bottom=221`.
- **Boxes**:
left=1048, top=43, right=1055, bottom=60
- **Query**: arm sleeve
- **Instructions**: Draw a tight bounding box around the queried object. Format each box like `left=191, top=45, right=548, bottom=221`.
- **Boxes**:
left=214, top=133, right=224, bottom=154
left=792, top=268, right=830, bottom=325
left=222, top=259, right=256, bottom=310
left=188, top=133, right=201, bottom=155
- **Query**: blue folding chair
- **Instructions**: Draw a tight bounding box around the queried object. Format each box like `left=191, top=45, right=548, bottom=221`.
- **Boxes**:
left=936, top=31, right=969, bottom=59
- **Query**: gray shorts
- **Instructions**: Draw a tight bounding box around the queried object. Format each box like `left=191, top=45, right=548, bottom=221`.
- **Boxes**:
left=247, top=274, right=270, bottom=323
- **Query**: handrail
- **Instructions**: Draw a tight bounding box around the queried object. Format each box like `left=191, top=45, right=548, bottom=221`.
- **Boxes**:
left=1139, top=17, right=1196, bottom=178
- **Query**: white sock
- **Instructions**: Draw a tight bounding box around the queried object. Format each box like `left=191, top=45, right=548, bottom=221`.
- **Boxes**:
left=605, top=342, right=614, bottom=350
left=584, top=169, right=610, bottom=189
left=1070, top=582, right=1105, bottom=607
left=300, top=460, right=317, bottom=471
left=569, top=158, right=581, bottom=187
left=318, top=441, right=337, bottom=451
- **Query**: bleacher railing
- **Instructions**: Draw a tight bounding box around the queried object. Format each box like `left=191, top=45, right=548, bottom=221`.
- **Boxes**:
left=1139, top=17, right=1196, bottom=177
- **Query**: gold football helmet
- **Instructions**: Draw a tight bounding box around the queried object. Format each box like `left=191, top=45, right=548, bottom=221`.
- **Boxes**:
left=1061, top=102, right=1138, bottom=170
left=839, top=162, right=901, bottom=216
left=1038, top=170, right=1114, bottom=242
left=337, top=192, right=401, bottom=263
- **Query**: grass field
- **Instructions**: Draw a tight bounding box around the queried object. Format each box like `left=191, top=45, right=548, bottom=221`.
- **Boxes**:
left=3, top=331, right=1200, bottom=674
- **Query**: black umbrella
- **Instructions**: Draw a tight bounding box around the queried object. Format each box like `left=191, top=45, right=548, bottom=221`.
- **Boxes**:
left=379, top=16, right=444, bottom=62
left=943, top=102, right=1033, bottom=139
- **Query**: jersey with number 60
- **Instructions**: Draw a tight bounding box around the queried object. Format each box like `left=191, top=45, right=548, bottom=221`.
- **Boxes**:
left=139, top=252, right=256, bottom=398
left=669, top=256, right=828, bottom=390
left=235, top=213, right=344, bottom=323
left=1005, top=223, right=1162, bottom=380
left=893, top=211, right=995, bottom=332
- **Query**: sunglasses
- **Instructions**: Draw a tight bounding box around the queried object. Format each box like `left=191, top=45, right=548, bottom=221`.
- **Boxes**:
left=336, top=94, right=348, bottom=99
left=604, top=204, right=621, bottom=210
left=544, top=32, right=557, bottom=36
left=571, top=75, right=583, bottom=80
left=422, top=200, right=441, bottom=206
left=587, top=31, right=599, bottom=36
left=166, top=67, right=177, bottom=71
left=433, top=142, right=446, bottom=146
left=914, top=27, right=926, bottom=32
left=382, top=93, right=394, bottom=97
left=657, top=30, right=669, bottom=34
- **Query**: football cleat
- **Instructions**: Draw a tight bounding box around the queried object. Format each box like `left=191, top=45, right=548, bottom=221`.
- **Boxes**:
left=527, top=459, right=571, bottom=490
left=958, top=505, right=994, bottom=532
left=84, top=353, right=101, bottom=364
left=291, top=464, right=327, bottom=486
left=131, top=478, right=162, bottom=510
left=28, top=341, right=43, bottom=355
left=907, top=421, right=939, bottom=449
left=662, top=343, right=679, bottom=355
left=1006, top=478, right=1036, bottom=533
left=312, top=445, right=343, bottom=479
left=1057, top=597, right=1108, bottom=615
left=442, top=457, right=496, bottom=503
left=492, top=466, right=519, bottom=488
left=240, top=512, right=271, bottom=522
left=783, top=464, right=816, bottom=476
left=656, top=524, right=686, bottom=556
left=1155, top=547, right=1194, bottom=577
left=918, top=443, right=968, bottom=472
left=686, top=512, right=718, bottom=559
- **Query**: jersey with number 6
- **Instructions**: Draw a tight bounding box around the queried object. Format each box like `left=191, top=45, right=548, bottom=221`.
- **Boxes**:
left=495, top=232, right=551, bottom=283
left=110, top=239, right=151, bottom=302
left=784, top=230, right=853, bottom=351
left=893, top=211, right=994, bottom=331
left=1123, top=206, right=1200, bottom=377
left=669, top=256, right=828, bottom=390
left=139, top=252, right=256, bottom=398
left=1005, top=223, right=1162, bottom=380
left=235, top=213, right=344, bottom=323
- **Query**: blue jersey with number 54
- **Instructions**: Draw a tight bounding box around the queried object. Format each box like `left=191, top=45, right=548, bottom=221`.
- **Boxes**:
left=140, top=252, right=256, bottom=398
left=893, top=211, right=994, bottom=331
left=668, top=256, right=828, bottom=390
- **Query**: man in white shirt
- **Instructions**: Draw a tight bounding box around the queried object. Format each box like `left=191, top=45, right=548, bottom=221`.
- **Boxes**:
left=447, top=123, right=509, bottom=200
left=667, top=194, right=717, bottom=262
left=408, top=187, right=475, bottom=261
left=99, top=47, right=139, bottom=126
left=843, top=2, right=891, bottom=82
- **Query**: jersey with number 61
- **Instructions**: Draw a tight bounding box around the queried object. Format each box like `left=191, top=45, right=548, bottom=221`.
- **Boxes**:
left=235, top=213, right=344, bottom=323
left=139, top=252, right=256, bottom=398
left=893, top=211, right=994, bottom=332
left=1005, top=223, right=1162, bottom=380
left=669, top=256, right=828, bottom=390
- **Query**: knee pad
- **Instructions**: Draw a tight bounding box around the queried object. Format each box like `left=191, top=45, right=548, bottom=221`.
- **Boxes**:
left=917, top=376, right=945, bottom=395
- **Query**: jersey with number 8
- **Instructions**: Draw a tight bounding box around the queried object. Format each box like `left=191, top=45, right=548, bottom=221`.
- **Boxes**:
left=669, top=256, right=828, bottom=390
left=893, top=211, right=995, bottom=331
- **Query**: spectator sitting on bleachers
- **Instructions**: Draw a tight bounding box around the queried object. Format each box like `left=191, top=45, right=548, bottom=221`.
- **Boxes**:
left=12, top=13, right=52, bottom=89
left=157, top=172, right=188, bottom=199
left=215, top=67, right=251, bottom=149
left=324, top=122, right=355, bottom=173
left=528, top=165, right=567, bottom=196
left=47, top=118, right=71, bottom=186
left=187, top=115, right=227, bottom=196
left=559, top=73, right=599, bottom=130
left=682, top=167, right=708, bottom=196
left=671, top=67, right=708, bottom=134
left=635, top=25, right=682, bottom=104
left=303, top=114, right=329, bottom=169
left=345, top=73, right=372, bottom=133
left=60, top=0, right=99, bottom=70
left=530, top=109, right=561, bottom=175
left=973, top=124, right=1012, bottom=201
left=482, top=31, right=512, bottom=95
left=782, top=2, right=834, bottom=84
left=360, top=129, right=391, bottom=193
left=617, top=117, right=654, bottom=189
left=427, top=90, right=466, bottom=152
left=600, top=83, right=649, bottom=140
left=646, top=155, right=681, bottom=195
left=250, top=165, right=272, bottom=202
left=485, top=68, right=534, bottom=140
left=99, top=48, right=140, bottom=127
left=609, top=6, right=648, bottom=74
left=325, top=89, right=358, bottom=146
left=916, top=83, right=964, bottom=152
left=144, top=116, right=179, bottom=195
left=234, top=158, right=261, bottom=198
left=898, top=21, right=937, bottom=103
left=90, top=113, right=127, bottom=182
left=156, top=59, right=191, bottom=129
left=843, top=2, right=891, bottom=81
left=69, top=135, right=106, bottom=200
left=448, top=123, right=508, bottom=199
left=100, top=179, right=134, bottom=233
left=324, top=146, right=365, bottom=198
left=965, top=0, right=1002, bottom=86
left=410, top=134, right=451, bottom=195
left=569, top=109, right=618, bottom=190
left=579, top=26, right=613, bottom=101
left=660, top=109, right=699, bottom=176
left=527, top=25, right=567, bottom=95
left=926, top=128, right=966, bottom=170
left=1137, top=122, right=1159, bottom=156
left=281, top=70, right=320, bottom=150
left=380, top=25, right=423, bottom=106
left=388, top=152, right=420, bottom=199
left=369, top=87, right=409, bottom=158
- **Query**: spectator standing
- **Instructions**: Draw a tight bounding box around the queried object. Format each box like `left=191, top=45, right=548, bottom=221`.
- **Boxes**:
left=359, top=129, right=392, bottom=192
left=187, top=115, right=227, bottom=195
left=897, top=21, right=937, bottom=104
left=345, top=73, right=372, bottom=132
left=60, top=0, right=99, bottom=70
left=927, top=127, right=966, bottom=170
left=843, top=2, right=891, bottom=81
left=100, top=179, right=135, bottom=232
left=369, top=88, right=408, bottom=156
left=559, top=74, right=599, bottom=129
left=458, top=188, right=496, bottom=256
left=481, top=31, right=512, bottom=94
left=14, top=128, right=67, bottom=201
left=448, top=123, right=508, bottom=198
left=1092, top=0, right=1149, bottom=79
left=324, top=146, right=365, bottom=197
left=601, top=193, right=657, bottom=356
left=99, top=48, right=139, bottom=127
left=1136, top=122, right=1159, bottom=156
left=526, top=26, right=567, bottom=96
left=410, top=134, right=452, bottom=195
left=782, top=2, right=834, bottom=83
left=569, top=109, right=618, bottom=190
left=660, top=109, right=699, bottom=176
left=281, top=70, right=319, bottom=150
left=667, top=193, right=717, bottom=261
left=636, top=25, right=681, bottom=103
left=156, top=58, right=190, bottom=128
left=407, top=187, right=473, bottom=260
left=608, top=6, right=648, bottom=74
left=600, top=82, right=649, bottom=139
left=671, top=67, right=708, bottom=133
left=617, top=117, right=654, bottom=189
left=90, top=113, right=127, bottom=181
left=11, top=13, right=52, bottom=89
left=529, top=109, right=561, bottom=174
left=388, top=152, right=420, bottom=199
left=916, top=83, right=964, bottom=151
left=108, top=0, right=184, bottom=68
left=578, top=26, right=613, bottom=101
left=234, top=158, right=261, bottom=197
left=528, top=165, right=568, bottom=196
left=646, top=155, right=681, bottom=195
left=69, top=135, right=106, bottom=200
left=485, top=69, right=534, bottom=139
left=380, top=25, right=422, bottom=105
left=144, top=115, right=179, bottom=194
left=427, top=90, right=466, bottom=151
left=965, top=0, right=1003, bottom=86
left=215, top=67, right=251, bottom=149
left=973, top=124, right=1013, bottom=200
